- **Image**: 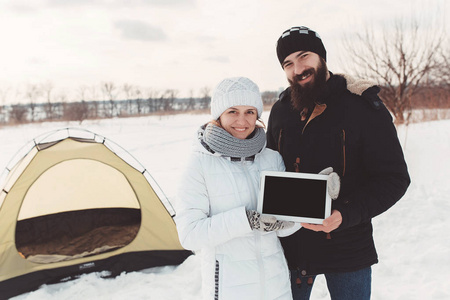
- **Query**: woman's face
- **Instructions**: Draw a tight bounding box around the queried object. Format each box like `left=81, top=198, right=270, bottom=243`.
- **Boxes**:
left=219, top=105, right=258, bottom=139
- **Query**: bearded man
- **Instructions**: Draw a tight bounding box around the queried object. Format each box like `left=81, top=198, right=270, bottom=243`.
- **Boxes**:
left=266, top=26, right=410, bottom=300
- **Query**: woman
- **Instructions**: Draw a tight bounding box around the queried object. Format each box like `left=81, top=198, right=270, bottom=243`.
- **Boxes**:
left=174, top=77, right=297, bottom=299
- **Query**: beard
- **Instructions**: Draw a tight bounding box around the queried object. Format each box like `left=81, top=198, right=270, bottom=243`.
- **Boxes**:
left=288, top=58, right=328, bottom=112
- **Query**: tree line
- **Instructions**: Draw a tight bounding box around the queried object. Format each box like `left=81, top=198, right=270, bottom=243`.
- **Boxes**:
left=0, top=81, right=448, bottom=126
left=0, top=83, right=279, bottom=125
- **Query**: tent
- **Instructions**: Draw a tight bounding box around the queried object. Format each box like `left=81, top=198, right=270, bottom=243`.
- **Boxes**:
left=0, top=128, right=191, bottom=299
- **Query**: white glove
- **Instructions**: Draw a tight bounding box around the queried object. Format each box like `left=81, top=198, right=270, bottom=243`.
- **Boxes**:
left=246, top=210, right=294, bottom=232
left=319, top=167, right=340, bottom=200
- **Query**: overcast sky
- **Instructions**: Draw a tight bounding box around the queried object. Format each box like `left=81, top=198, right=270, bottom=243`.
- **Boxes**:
left=0, top=0, right=447, bottom=103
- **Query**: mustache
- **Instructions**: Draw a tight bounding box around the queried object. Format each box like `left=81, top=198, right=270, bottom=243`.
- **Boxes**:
left=292, top=69, right=314, bottom=83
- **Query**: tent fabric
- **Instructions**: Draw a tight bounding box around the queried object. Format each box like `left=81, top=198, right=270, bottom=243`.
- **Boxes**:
left=0, top=128, right=191, bottom=300
left=20, top=157, right=140, bottom=219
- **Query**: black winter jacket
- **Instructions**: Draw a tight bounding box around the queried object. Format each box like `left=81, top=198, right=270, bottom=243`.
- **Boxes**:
left=266, top=74, right=410, bottom=275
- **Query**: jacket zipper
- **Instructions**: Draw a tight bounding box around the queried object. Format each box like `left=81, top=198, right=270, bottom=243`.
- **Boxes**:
left=214, top=260, right=220, bottom=299
left=341, top=129, right=346, bottom=177
left=323, top=129, right=346, bottom=241
left=324, top=130, right=346, bottom=241
left=277, top=129, right=283, bottom=154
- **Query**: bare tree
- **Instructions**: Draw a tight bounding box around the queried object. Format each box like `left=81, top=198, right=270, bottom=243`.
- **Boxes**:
left=424, top=42, right=450, bottom=120
left=25, top=84, right=42, bottom=122
left=199, top=86, right=211, bottom=110
left=42, top=81, right=56, bottom=121
left=146, top=89, right=160, bottom=113
left=123, top=83, right=133, bottom=115
left=77, top=85, right=88, bottom=101
left=10, top=104, right=29, bottom=124
left=186, top=89, right=195, bottom=111
left=163, top=89, right=178, bottom=112
left=101, top=82, right=117, bottom=118
left=342, top=18, right=444, bottom=124
left=64, top=100, right=89, bottom=124
left=435, top=44, right=450, bottom=91
left=0, top=86, right=11, bottom=124
left=134, top=87, right=143, bottom=115
left=89, top=84, right=99, bottom=118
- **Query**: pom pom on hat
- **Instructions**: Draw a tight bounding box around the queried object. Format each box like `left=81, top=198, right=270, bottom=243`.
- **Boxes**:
left=211, top=77, right=263, bottom=120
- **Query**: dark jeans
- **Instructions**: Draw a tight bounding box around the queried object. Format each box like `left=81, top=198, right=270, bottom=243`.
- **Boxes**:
left=290, top=267, right=372, bottom=300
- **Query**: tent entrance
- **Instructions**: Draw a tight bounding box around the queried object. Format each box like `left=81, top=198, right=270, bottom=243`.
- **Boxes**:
left=13, top=157, right=143, bottom=263
left=15, top=208, right=141, bottom=263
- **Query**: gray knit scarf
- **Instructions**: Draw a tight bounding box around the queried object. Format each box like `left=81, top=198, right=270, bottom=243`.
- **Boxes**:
left=198, top=123, right=266, bottom=159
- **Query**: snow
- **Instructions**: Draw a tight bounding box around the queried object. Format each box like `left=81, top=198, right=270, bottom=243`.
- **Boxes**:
left=1, top=113, right=449, bottom=300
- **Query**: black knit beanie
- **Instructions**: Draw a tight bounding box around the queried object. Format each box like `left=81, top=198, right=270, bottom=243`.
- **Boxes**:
left=276, top=26, right=327, bottom=65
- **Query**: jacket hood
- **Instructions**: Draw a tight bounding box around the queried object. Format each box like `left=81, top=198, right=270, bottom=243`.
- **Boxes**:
left=336, top=73, right=378, bottom=96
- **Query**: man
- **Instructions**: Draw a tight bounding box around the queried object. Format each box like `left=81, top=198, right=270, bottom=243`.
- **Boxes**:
left=266, top=26, right=410, bottom=299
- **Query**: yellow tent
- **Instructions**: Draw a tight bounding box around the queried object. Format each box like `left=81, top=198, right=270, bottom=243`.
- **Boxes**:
left=0, top=128, right=191, bottom=299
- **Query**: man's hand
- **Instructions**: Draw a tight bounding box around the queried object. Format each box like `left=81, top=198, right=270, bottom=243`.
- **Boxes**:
left=301, top=210, right=342, bottom=233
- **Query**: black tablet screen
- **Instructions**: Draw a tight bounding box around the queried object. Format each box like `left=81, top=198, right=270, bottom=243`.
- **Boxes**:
left=262, top=175, right=327, bottom=218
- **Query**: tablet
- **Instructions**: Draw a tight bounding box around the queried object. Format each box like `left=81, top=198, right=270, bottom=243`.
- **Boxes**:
left=257, top=171, right=331, bottom=224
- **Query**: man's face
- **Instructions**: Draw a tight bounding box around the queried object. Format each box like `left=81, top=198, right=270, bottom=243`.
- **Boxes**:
left=282, top=51, right=329, bottom=111
left=282, top=51, right=329, bottom=85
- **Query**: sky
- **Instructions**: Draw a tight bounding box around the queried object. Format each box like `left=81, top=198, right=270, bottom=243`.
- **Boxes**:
left=0, top=0, right=447, bottom=103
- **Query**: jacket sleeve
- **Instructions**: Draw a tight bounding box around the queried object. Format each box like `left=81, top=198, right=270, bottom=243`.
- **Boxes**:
left=174, top=154, right=252, bottom=251
left=333, top=98, right=411, bottom=230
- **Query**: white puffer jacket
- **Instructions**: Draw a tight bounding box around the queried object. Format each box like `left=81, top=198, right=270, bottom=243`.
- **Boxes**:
left=175, top=136, right=293, bottom=300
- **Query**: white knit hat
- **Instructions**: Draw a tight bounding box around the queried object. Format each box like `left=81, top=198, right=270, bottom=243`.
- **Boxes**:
left=211, top=77, right=263, bottom=120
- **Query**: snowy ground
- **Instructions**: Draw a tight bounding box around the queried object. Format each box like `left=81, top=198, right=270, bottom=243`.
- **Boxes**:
left=1, top=113, right=449, bottom=300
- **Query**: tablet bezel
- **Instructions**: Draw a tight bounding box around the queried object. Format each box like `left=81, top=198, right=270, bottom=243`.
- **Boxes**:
left=257, top=170, right=331, bottom=224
